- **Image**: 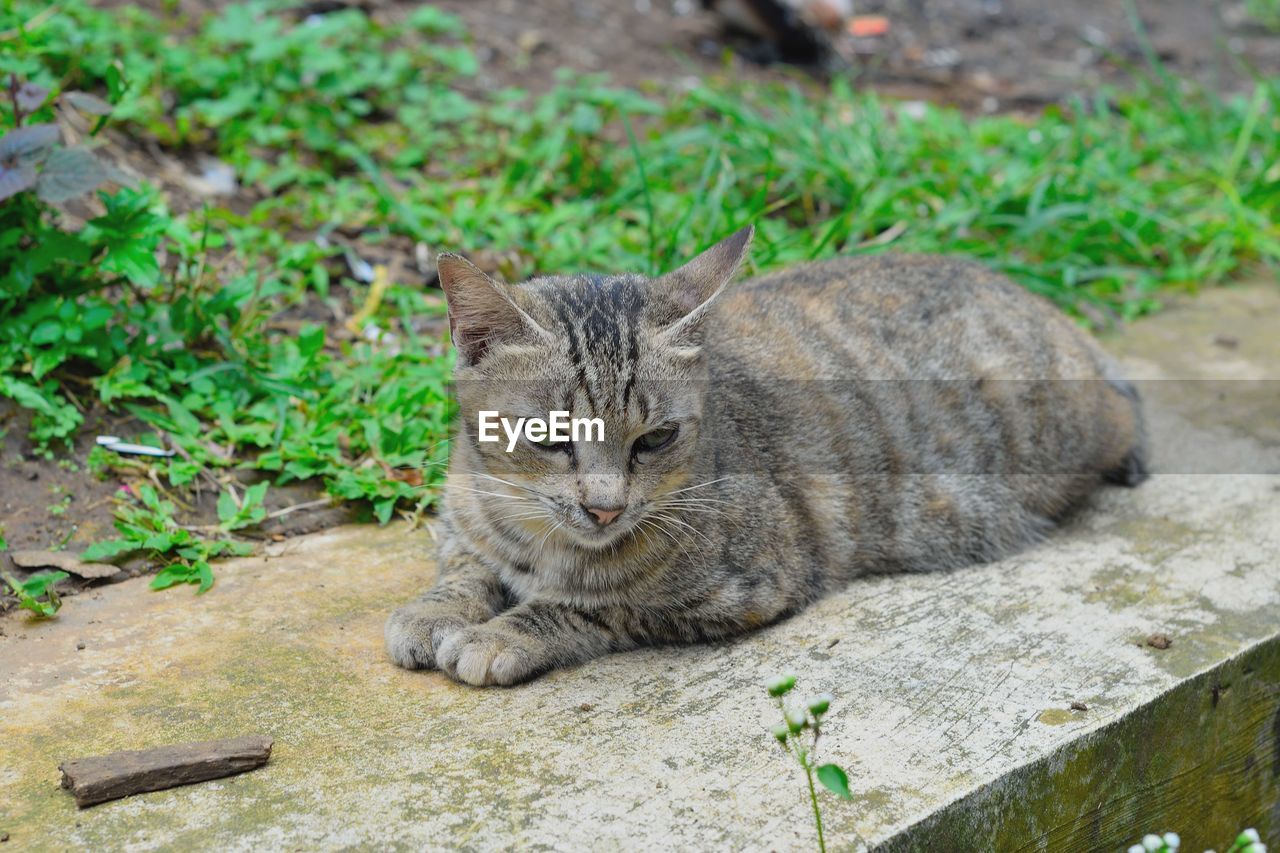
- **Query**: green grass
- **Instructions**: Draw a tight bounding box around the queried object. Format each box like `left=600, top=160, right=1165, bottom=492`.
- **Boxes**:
left=1, top=0, right=1277, bottom=587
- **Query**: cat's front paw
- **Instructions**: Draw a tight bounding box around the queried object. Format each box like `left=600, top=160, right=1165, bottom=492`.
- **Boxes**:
left=384, top=603, right=470, bottom=671
left=435, top=624, right=542, bottom=687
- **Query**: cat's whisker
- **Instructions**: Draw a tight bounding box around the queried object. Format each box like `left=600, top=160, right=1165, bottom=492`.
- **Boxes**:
left=473, top=471, right=542, bottom=496
left=648, top=509, right=714, bottom=546
left=661, top=477, right=730, bottom=497
left=489, top=510, right=550, bottom=525
left=534, top=518, right=565, bottom=561
left=450, top=484, right=535, bottom=501
left=640, top=515, right=696, bottom=565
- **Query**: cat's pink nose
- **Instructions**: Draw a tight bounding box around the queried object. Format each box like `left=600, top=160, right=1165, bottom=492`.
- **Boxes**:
left=586, top=506, right=623, bottom=526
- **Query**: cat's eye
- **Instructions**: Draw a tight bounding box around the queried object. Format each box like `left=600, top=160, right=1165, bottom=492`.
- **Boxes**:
left=633, top=425, right=678, bottom=454
left=525, top=425, right=570, bottom=452
left=528, top=432, right=569, bottom=452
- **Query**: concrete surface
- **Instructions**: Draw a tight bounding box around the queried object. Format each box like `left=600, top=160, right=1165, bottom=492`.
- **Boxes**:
left=2, top=283, right=1279, bottom=851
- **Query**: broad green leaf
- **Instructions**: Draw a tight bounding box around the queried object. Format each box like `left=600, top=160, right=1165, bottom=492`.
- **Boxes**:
left=143, top=533, right=175, bottom=552
left=81, top=538, right=139, bottom=561
left=816, top=764, right=852, bottom=800
left=194, top=561, right=215, bottom=593
left=150, top=564, right=195, bottom=590
left=20, top=570, right=69, bottom=597
left=217, top=490, right=238, bottom=525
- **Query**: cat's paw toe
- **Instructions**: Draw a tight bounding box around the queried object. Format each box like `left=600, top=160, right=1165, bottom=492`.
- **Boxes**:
left=384, top=605, right=466, bottom=671
left=436, top=627, right=538, bottom=687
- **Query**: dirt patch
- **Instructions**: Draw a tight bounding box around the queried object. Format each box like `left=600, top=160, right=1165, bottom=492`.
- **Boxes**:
left=428, top=0, right=1279, bottom=107
left=1, top=401, right=357, bottom=610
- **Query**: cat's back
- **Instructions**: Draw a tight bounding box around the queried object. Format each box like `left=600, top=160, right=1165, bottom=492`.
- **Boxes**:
left=713, top=254, right=1104, bottom=381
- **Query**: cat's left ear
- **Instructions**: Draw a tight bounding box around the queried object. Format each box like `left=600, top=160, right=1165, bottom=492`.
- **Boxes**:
left=652, top=225, right=753, bottom=342
left=437, top=253, right=548, bottom=366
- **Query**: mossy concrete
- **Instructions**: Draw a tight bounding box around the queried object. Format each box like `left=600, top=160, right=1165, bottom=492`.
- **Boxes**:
left=2, top=283, right=1278, bottom=850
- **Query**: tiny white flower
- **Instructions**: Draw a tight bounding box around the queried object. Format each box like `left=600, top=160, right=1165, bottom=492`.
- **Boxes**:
left=807, top=692, right=834, bottom=716
left=1128, top=845, right=1146, bottom=853
left=785, top=708, right=808, bottom=733
left=1162, top=832, right=1180, bottom=849
left=1143, top=834, right=1163, bottom=851
left=1243, top=830, right=1261, bottom=844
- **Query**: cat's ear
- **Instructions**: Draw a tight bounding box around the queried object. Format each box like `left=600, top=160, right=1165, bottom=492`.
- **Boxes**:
left=437, top=253, right=546, bottom=366
left=652, top=226, right=753, bottom=342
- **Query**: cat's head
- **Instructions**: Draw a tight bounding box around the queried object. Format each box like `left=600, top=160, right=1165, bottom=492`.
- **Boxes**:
left=440, top=227, right=752, bottom=550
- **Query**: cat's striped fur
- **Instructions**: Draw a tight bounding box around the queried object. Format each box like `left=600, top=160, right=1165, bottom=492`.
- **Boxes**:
left=385, top=227, right=1147, bottom=686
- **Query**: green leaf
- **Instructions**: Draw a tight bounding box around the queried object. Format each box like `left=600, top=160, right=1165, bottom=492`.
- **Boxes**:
left=216, top=490, right=238, bottom=525
left=143, top=532, right=175, bottom=552
left=20, top=570, right=69, bottom=598
left=816, top=764, right=852, bottom=800
left=194, top=560, right=215, bottom=593
left=81, top=538, right=140, bottom=561
left=30, top=319, right=63, bottom=345
left=150, top=564, right=195, bottom=590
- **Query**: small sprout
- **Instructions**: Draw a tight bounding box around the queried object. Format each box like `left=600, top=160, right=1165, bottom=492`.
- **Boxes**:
left=763, top=676, right=850, bottom=852
left=807, top=692, right=833, bottom=717
left=785, top=708, right=808, bottom=734
left=766, top=674, right=797, bottom=697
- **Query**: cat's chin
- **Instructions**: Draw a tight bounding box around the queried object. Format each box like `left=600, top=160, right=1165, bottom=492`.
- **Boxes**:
left=560, top=521, right=635, bottom=551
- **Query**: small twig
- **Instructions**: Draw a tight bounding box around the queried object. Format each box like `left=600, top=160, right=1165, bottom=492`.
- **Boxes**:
left=262, top=497, right=331, bottom=522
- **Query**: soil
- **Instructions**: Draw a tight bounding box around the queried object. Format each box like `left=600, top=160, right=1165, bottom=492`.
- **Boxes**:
left=429, top=0, right=1279, bottom=107
left=4, top=0, right=1278, bottom=602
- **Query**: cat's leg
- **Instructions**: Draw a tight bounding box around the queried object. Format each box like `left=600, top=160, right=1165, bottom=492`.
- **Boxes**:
left=384, top=552, right=508, bottom=671
left=434, top=600, right=627, bottom=686
left=435, top=599, right=772, bottom=686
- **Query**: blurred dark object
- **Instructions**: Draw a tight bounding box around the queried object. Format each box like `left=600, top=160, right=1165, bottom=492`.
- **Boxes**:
left=701, top=0, right=852, bottom=64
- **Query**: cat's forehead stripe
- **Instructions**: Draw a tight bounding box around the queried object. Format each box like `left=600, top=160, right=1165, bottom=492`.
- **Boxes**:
left=543, top=275, right=648, bottom=417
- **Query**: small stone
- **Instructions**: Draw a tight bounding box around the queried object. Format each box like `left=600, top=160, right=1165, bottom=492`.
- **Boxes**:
left=76, top=642, right=86, bottom=651
left=1146, top=633, right=1172, bottom=650
left=1070, top=701, right=1088, bottom=711
left=578, top=702, right=595, bottom=712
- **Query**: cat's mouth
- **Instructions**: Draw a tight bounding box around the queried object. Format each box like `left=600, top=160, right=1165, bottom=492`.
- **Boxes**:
left=561, top=512, right=638, bottom=549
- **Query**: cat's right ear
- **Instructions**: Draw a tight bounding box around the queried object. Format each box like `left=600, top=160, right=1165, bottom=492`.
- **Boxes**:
left=652, top=225, right=753, bottom=344
left=437, top=253, right=545, bottom=366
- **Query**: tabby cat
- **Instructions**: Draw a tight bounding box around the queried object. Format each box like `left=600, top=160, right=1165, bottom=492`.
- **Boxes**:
left=385, top=227, right=1147, bottom=686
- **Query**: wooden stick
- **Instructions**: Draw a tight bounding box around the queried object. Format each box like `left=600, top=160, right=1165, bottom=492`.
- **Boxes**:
left=59, top=735, right=273, bottom=807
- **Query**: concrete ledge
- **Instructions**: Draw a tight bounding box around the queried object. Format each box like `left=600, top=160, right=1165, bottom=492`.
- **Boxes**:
left=2, top=284, right=1278, bottom=850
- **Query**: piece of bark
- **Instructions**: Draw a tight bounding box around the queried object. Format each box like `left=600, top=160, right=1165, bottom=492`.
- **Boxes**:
left=59, top=735, right=273, bottom=807
left=10, top=550, right=120, bottom=579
